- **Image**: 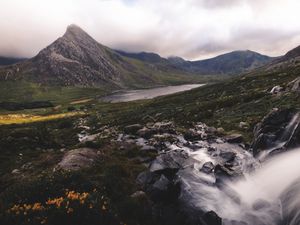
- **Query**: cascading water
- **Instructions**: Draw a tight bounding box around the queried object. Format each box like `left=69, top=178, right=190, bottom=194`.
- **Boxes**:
left=226, top=148, right=300, bottom=225
left=176, top=113, right=300, bottom=225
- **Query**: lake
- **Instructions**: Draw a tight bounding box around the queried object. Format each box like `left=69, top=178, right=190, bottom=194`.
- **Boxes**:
left=101, top=84, right=205, bottom=103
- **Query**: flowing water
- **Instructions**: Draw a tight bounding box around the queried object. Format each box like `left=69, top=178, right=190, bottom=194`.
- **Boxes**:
left=101, top=84, right=204, bottom=102
left=178, top=113, right=300, bottom=225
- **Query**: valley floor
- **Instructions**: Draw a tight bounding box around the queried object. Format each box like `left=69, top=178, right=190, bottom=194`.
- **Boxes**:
left=0, top=66, right=300, bottom=225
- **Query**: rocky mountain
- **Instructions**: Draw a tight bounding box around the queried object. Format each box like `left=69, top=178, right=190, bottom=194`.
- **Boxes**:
left=284, top=45, right=300, bottom=59
left=169, top=50, right=274, bottom=75
left=0, top=56, right=26, bottom=66
left=121, top=49, right=274, bottom=75
left=0, top=25, right=194, bottom=88
left=116, top=50, right=169, bottom=64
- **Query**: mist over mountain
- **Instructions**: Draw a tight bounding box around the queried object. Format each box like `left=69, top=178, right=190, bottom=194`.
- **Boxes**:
left=0, top=25, right=197, bottom=88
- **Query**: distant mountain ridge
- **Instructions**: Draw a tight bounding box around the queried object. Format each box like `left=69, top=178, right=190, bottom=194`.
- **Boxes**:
left=122, top=50, right=275, bottom=75
left=0, top=56, right=26, bottom=66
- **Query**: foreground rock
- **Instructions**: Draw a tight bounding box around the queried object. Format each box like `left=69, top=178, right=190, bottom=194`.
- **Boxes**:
left=117, top=121, right=260, bottom=224
left=251, top=108, right=300, bottom=157
left=57, top=148, right=99, bottom=171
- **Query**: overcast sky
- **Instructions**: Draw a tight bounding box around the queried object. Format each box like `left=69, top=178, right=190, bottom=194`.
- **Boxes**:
left=1, top=0, right=300, bottom=60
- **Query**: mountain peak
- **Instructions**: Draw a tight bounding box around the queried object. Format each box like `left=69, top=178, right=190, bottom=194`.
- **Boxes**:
left=63, top=24, right=92, bottom=41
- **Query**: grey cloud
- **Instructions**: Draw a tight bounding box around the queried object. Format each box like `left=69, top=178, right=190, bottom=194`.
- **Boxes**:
left=0, top=0, right=299, bottom=60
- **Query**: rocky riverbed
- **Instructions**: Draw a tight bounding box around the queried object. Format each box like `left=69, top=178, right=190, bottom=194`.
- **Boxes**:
left=56, top=108, right=300, bottom=225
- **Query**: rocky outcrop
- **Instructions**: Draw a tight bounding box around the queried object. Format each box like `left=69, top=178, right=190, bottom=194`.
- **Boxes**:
left=57, top=148, right=100, bottom=171
left=251, top=108, right=300, bottom=157
left=287, top=77, right=300, bottom=92
left=118, top=121, right=260, bottom=224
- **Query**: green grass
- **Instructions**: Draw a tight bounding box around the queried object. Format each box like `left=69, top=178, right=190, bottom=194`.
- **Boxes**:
left=0, top=59, right=300, bottom=224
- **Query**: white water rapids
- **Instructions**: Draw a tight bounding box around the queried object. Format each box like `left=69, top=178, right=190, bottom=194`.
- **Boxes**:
left=177, top=113, right=300, bottom=225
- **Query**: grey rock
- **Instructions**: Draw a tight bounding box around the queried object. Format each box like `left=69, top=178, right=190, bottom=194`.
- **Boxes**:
left=252, top=199, right=271, bottom=211
left=224, top=134, right=243, bottom=143
left=200, top=161, right=214, bottom=174
left=11, top=169, right=20, bottom=174
left=57, top=148, right=99, bottom=171
left=131, top=191, right=146, bottom=199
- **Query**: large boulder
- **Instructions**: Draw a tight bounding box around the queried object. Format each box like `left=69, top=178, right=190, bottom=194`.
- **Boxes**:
left=287, top=77, right=300, bottom=92
left=57, top=148, right=99, bottom=171
left=251, top=108, right=300, bottom=157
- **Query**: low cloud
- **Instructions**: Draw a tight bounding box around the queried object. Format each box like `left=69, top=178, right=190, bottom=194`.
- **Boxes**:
left=0, top=0, right=300, bottom=60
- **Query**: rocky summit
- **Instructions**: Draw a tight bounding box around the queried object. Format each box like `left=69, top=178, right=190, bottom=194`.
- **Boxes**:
left=0, top=25, right=198, bottom=88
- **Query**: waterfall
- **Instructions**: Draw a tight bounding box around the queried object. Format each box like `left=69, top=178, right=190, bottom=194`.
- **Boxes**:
left=178, top=113, right=300, bottom=225
left=225, top=148, right=300, bottom=225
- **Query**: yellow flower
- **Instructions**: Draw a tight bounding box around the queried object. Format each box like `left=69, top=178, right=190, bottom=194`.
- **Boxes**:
left=32, top=203, right=44, bottom=211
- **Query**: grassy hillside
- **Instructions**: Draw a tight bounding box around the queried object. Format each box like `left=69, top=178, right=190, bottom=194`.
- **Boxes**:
left=0, top=55, right=299, bottom=225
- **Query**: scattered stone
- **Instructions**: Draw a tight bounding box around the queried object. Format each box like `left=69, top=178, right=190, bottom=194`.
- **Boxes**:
left=219, top=152, right=236, bottom=162
left=124, top=124, right=143, bottom=135
left=200, top=162, right=214, bottom=174
left=224, top=134, right=243, bottom=143
left=217, top=127, right=225, bottom=134
left=239, top=122, right=249, bottom=129
left=131, top=191, right=146, bottom=199
left=137, top=127, right=156, bottom=139
left=270, top=85, right=283, bottom=94
left=11, top=169, right=20, bottom=174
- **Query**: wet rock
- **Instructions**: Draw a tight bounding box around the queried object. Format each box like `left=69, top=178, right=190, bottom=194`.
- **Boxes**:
left=137, top=127, right=156, bottom=139
left=153, top=174, right=170, bottom=191
left=219, top=152, right=237, bottom=162
left=149, top=151, right=188, bottom=173
left=224, top=134, right=243, bottom=143
left=214, top=164, right=242, bottom=183
left=149, top=174, right=181, bottom=203
left=136, top=171, right=157, bottom=188
left=252, top=199, right=271, bottom=211
left=184, top=129, right=203, bottom=141
left=202, top=211, right=222, bottom=225
left=200, top=161, right=214, bottom=174
left=57, top=148, right=99, bottom=171
left=251, top=108, right=299, bottom=156
left=153, top=121, right=175, bottom=133
left=124, top=124, right=143, bottom=135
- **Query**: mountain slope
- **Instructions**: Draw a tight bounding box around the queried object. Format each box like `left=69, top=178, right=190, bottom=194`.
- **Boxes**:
left=169, top=50, right=274, bottom=75
left=107, top=45, right=300, bottom=140
left=0, top=25, right=197, bottom=88
left=119, top=49, right=274, bottom=75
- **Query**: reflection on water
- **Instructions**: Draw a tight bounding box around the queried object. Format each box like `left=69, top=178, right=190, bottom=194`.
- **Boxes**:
left=101, top=84, right=205, bottom=103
